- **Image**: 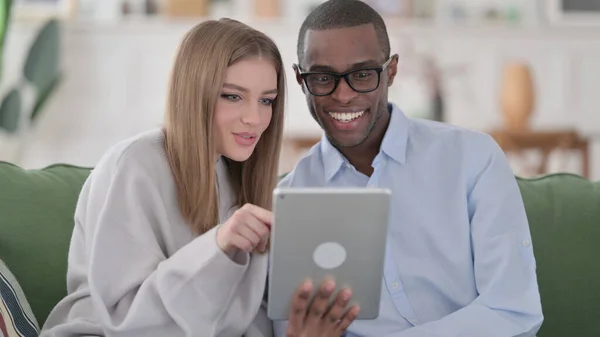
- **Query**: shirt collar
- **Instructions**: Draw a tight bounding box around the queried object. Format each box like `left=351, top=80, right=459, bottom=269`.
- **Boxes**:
left=319, top=102, right=410, bottom=181
left=381, top=102, right=409, bottom=165
left=320, top=132, right=347, bottom=182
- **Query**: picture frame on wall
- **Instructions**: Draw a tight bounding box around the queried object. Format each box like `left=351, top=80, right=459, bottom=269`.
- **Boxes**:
left=547, top=0, right=600, bottom=26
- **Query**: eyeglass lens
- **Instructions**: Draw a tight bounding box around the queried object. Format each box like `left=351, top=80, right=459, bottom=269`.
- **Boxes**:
left=305, top=69, right=380, bottom=95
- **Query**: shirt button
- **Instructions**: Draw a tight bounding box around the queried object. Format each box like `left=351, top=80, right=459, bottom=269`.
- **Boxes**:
left=522, top=240, right=531, bottom=247
left=392, top=282, right=399, bottom=289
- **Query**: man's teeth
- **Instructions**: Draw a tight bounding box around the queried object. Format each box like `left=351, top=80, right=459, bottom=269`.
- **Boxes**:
left=328, top=111, right=364, bottom=122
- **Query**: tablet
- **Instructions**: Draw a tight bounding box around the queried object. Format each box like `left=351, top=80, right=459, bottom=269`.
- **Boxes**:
left=267, top=187, right=391, bottom=321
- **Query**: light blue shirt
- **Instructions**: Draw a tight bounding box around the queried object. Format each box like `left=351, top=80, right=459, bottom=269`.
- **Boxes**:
left=273, top=103, right=543, bottom=337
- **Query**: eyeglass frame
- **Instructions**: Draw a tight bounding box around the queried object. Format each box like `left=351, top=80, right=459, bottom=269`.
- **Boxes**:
left=293, top=55, right=396, bottom=97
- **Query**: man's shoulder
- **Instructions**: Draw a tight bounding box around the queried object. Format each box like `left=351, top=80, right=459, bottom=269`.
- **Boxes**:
left=278, top=143, right=325, bottom=187
left=410, top=118, right=492, bottom=143
left=408, top=118, right=500, bottom=157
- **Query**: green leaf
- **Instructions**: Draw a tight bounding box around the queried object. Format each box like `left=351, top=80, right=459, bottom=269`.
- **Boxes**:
left=0, top=88, right=21, bottom=133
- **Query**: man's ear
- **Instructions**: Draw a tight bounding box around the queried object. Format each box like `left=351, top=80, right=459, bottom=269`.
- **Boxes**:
left=387, top=54, right=399, bottom=87
left=292, top=64, right=306, bottom=94
left=292, top=64, right=303, bottom=86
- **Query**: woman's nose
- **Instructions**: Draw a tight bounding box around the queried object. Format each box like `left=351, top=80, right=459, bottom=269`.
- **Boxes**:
left=241, top=104, right=262, bottom=126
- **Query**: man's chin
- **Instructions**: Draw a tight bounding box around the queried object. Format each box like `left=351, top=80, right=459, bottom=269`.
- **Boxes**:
left=326, top=132, right=368, bottom=148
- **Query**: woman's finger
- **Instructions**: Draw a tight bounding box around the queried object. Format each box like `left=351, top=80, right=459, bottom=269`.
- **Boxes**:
left=244, top=215, right=271, bottom=251
left=227, top=234, right=255, bottom=253
left=233, top=221, right=261, bottom=249
left=242, top=203, right=273, bottom=226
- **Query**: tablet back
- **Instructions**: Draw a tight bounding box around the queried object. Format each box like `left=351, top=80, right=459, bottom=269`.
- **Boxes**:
left=267, top=187, right=391, bottom=321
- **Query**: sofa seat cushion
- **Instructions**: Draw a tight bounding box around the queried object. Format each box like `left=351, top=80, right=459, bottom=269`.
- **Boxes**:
left=517, top=173, right=600, bottom=337
left=0, top=162, right=91, bottom=326
left=0, top=258, right=39, bottom=337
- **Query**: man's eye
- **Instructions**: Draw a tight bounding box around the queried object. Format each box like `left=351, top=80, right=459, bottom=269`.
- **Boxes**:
left=308, top=74, right=333, bottom=84
left=353, top=72, right=371, bottom=79
left=313, top=75, right=332, bottom=82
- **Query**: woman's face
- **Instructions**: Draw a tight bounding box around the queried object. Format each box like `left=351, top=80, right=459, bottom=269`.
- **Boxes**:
left=214, top=57, right=278, bottom=162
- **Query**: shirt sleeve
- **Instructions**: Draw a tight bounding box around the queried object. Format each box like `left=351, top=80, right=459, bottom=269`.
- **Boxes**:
left=81, top=152, right=249, bottom=336
left=384, top=139, right=544, bottom=337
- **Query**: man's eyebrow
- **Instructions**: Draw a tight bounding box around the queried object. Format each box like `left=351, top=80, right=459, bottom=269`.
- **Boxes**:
left=223, top=83, right=277, bottom=95
left=307, top=60, right=381, bottom=73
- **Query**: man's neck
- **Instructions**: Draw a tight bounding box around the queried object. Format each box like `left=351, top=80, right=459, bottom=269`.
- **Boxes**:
left=337, top=108, right=391, bottom=177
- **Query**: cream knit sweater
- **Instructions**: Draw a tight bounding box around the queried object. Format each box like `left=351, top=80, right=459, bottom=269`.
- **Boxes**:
left=40, top=129, right=272, bottom=337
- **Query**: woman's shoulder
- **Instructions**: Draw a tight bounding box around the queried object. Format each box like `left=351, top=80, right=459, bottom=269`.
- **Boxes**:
left=93, top=128, right=170, bottom=180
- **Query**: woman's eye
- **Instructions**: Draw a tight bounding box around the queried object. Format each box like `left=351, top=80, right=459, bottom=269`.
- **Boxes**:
left=221, top=94, right=241, bottom=101
left=260, top=97, right=275, bottom=105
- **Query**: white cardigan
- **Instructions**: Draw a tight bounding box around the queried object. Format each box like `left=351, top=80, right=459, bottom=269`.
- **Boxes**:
left=40, top=129, right=272, bottom=337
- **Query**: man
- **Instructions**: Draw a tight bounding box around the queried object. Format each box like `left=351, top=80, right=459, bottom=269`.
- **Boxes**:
left=275, top=0, right=544, bottom=336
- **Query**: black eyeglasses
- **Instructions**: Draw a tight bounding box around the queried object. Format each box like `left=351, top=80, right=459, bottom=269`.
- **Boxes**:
left=295, top=56, right=394, bottom=96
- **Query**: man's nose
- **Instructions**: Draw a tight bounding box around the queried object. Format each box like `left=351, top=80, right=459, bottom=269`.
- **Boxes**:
left=241, top=103, right=262, bottom=126
left=330, top=78, right=358, bottom=104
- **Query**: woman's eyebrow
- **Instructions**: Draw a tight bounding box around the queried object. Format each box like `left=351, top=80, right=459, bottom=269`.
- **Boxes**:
left=223, top=83, right=277, bottom=95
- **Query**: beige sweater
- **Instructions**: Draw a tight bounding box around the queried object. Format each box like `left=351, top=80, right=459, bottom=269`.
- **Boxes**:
left=40, top=129, right=272, bottom=337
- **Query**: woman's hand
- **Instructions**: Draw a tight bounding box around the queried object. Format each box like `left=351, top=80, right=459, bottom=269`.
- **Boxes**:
left=285, top=279, right=360, bottom=337
left=216, top=203, right=272, bottom=256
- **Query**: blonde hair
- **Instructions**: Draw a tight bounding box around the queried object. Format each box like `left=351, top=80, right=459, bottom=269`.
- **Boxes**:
left=164, top=19, right=285, bottom=236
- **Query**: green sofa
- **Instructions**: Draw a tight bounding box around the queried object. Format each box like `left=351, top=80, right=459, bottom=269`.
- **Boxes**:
left=0, top=161, right=598, bottom=336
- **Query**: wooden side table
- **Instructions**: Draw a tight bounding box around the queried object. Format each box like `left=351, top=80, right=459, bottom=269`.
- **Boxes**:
left=488, top=129, right=590, bottom=179
left=286, top=135, right=321, bottom=154
left=285, top=129, right=592, bottom=179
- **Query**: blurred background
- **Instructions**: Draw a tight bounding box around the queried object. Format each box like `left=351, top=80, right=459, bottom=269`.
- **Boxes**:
left=1, top=0, right=600, bottom=179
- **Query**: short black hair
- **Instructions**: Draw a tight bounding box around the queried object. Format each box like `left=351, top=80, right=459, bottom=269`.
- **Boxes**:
left=297, top=0, right=391, bottom=66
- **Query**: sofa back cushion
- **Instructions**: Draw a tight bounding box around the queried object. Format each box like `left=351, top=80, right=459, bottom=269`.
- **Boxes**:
left=1, top=164, right=598, bottom=335
left=517, top=174, right=600, bottom=337
left=0, top=162, right=91, bottom=326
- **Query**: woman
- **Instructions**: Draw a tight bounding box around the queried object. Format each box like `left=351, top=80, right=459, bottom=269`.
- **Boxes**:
left=40, top=19, right=358, bottom=337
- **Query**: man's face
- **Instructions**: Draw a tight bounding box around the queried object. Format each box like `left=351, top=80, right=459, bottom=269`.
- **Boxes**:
left=296, top=24, right=397, bottom=148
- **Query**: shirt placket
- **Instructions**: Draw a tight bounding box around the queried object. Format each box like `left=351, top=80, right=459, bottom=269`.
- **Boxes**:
left=370, top=156, right=420, bottom=327
left=383, top=243, right=420, bottom=326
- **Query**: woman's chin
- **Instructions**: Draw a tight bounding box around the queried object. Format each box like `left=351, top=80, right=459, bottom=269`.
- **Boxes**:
left=223, top=148, right=255, bottom=162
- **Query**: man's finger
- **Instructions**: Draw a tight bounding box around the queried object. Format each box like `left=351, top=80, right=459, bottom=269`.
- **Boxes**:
left=305, top=278, right=335, bottom=326
left=334, top=304, right=360, bottom=335
left=323, top=288, right=352, bottom=331
left=287, top=280, right=313, bottom=333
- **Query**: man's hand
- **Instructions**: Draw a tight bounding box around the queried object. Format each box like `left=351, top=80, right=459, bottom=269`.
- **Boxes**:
left=285, top=278, right=360, bottom=337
